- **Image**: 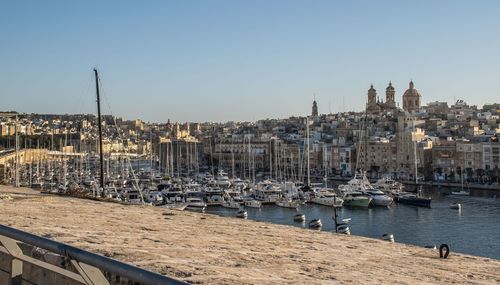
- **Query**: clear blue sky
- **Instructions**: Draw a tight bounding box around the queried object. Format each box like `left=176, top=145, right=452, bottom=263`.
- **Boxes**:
left=1, top=1, right=499, bottom=122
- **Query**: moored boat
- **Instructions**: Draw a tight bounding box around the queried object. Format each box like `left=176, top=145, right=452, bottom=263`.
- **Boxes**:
left=363, top=189, right=393, bottom=207
left=395, top=193, right=431, bottom=208
left=310, top=188, right=344, bottom=207
left=309, top=219, right=322, bottom=228
left=244, top=199, right=262, bottom=208
left=342, top=191, right=372, bottom=207
left=236, top=209, right=248, bottom=219
left=275, top=198, right=299, bottom=209
left=186, top=197, right=207, bottom=212
left=337, top=224, right=351, bottom=235
left=222, top=198, right=241, bottom=209
left=451, top=190, right=469, bottom=196
left=293, top=213, right=306, bottom=222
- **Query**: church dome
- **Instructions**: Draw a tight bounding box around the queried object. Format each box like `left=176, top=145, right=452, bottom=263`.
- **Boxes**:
left=402, top=81, right=421, bottom=98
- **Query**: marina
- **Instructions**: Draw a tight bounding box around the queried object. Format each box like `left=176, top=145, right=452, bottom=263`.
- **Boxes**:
left=204, top=186, right=500, bottom=260
left=2, top=1, right=500, bottom=284
left=7, top=154, right=500, bottom=261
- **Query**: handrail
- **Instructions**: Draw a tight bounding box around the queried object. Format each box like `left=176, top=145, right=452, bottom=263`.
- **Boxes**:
left=0, top=224, right=189, bottom=285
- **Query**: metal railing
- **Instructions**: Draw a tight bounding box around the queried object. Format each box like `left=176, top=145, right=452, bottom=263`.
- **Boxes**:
left=0, top=224, right=189, bottom=285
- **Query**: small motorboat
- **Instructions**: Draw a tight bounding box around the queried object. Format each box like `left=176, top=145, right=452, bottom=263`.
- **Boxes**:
left=451, top=190, right=469, bottom=196
left=236, top=209, right=248, bottom=219
left=382, top=233, right=394, bottom=242
left=309, top=219, right=322, bottom=228
left=293, top=214, right=306, bottom=222
left=337, top=225, right=351, bottom=235
left=450, top=203, right=461, bottom=210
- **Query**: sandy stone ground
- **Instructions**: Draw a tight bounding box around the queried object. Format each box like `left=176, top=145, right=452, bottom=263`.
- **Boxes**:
left=1, top=185, right=499, bottom=284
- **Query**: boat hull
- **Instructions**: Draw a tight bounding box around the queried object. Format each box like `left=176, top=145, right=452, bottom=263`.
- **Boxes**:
left=344, top=197, right=372, bottom=207
left=371, top=196, right=393, bottom=207
left=395, top=196, right=431, bottom=208
left=451, top=191, right=469, bottom=196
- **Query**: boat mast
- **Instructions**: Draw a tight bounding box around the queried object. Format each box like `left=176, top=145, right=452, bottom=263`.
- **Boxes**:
left=14, top=114, right=19, bottom=187
left=413, top=118, right=418, bottom=185
left=94, top=68, right=105, bottom=197
left=461, top=143, right=465, bottom=190
left=306, top=116, right=310, bottom=187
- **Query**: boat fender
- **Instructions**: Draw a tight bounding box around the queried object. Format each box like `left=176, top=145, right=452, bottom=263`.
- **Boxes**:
left=439, top=244, right=450, bottom=259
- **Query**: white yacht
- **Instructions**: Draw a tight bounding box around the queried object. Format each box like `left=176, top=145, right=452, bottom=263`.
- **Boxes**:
left=186, top=197, right=207, bottom=211
left=372, top=177, right=404, bottom=195
left=204, top=187, right=225, bottom=205
left=310, top=188, right=344, bottom=207
left=215, top=170, right=231, bottom=188
left=253, top=185, right=282, bottom=204
left=363, top=189, right=393, bottom=207
left=222, top=198, right=241, bottom=209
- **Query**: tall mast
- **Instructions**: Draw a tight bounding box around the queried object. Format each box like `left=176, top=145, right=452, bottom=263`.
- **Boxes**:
left=14, top=114, right=19, bottom=187
left=413, top=118, right=418, bottom=185
left=461, top=143, right=465, bottom=190
left=94, top=69, right=105, bottom=197
left=306, top=116, right=310, bottom=187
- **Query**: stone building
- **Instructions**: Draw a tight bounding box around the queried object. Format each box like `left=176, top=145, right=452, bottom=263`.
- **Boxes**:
left=312, top=100, right=318, bottom=117
left=431, top=140, right=456, bottom=180
left=402, top=81, right=422, bottom=112
left=331, top=145, right=355, bottom=176
left=366, top=82, right=398, bottom=114
left=395, top=114, right=426, bottom=177
left=356, top=137, right=395, bottom=176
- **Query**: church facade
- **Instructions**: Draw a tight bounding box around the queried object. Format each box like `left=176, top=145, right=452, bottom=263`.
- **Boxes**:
left=366, top=81, right=422, bottom=114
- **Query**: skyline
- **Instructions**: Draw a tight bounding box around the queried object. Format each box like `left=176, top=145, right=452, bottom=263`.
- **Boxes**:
left=1, top=1, right=500, bottom=122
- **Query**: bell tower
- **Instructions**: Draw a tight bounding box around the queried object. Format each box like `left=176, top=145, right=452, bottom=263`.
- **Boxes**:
left=385, top=81, right=395, bottom=108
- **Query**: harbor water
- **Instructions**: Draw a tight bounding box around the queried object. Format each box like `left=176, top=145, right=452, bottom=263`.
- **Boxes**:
left=205, top=187, right=500, bottom=260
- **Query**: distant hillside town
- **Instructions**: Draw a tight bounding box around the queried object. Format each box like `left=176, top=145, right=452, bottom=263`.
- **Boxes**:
left=1, top=81, right=499, bottom=184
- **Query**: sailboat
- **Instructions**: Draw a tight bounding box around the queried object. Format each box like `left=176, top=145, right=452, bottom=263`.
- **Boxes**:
left=395, top=120, right=431, bottom=207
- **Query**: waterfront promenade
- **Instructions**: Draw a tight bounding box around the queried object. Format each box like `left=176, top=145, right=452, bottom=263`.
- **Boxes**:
left=1, top=185, right=499, bottom=284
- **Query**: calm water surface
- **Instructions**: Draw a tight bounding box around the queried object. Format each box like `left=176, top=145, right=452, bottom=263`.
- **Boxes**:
left=205, top=187, right=500, bottom=260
